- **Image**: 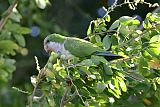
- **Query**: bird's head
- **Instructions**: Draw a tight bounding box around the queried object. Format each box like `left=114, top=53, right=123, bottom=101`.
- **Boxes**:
left=44, top=33, right=66, bottom=53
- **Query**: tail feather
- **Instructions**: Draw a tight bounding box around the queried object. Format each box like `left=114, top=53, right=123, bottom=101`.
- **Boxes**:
left=94, top=51, right=123, bottom=61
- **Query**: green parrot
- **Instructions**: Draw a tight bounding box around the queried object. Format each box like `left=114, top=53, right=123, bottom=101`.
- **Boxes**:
left=44, top=33, right=123, bottom=61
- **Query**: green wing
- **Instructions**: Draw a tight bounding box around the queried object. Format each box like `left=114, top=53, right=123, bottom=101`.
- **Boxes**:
left=64, top=37, right=104, bottom=57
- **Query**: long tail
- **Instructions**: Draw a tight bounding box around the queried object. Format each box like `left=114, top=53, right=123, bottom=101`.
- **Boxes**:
left=94, top=51, right=123, bottom=61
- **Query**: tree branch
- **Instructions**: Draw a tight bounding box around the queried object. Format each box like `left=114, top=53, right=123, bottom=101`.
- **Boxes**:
left=64, top=91, right=77, bottom=104
left=29, top=68, right=46, bottom=107
left=60, top=86, right=72, bottom=107
left=0, top=0, right=18, bottom=32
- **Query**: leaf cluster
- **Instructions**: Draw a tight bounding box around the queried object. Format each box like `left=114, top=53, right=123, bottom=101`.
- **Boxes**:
left=29, top=1, right=160, bottom=107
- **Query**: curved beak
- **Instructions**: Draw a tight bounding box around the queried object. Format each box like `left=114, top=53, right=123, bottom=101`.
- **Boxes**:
left=44, top=44, right=53, bottom=54
left=44, top=37, right=51, bottom=54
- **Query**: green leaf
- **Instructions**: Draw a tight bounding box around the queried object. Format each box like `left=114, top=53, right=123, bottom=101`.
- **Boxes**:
left=5, top=21, right=31, bottom=34
left=0, top=29, right=11, bottom=40
left=46, top=70, right=55, bottom=78
left=117, top=77, right=127, bottom=92
left=108, top=88, right=120, bottom=98
left=127, top=71, right=146, bottom=82
left=119, top=24, right=130, bottom=35
left=91, top=55, right=108, bottom=64
left=95, top=94, right=109, bottom=103
left=80, top=87, right=90, bottom=97
left=109, top=20, right=119, bottom=30
left=154, top=77, right=160, bottom=84
left=134, top=83, right=150, bottom=92
left=9, top=11, right=22, bottom=22
left=111, top=35, right=118, bottom=46
left=87, top=22, right=93, bottom=36
left=95, top=35, right=101, bottom=43
left=0, top=58, right=16, bottom=82
left=119, top=16, right=132, bottom=24
left=105, top=15, right=110, bottom=22
left=58, top=69, right=67, bottom=78
left=147, top=48, right=159, bottom=59
left=130, top=19, right=140, bottom=25
left=155, top=89, right=160, bottom=101
left=103, top=63, right=113, bottom=75
left=150, top=35, right=160, bottom=43
left=13, top=34, right=26, bottom=47
left=95, top=82, right=106, bottom=93
left=74, top=79, right=85, bottom=88
left=19, top=27, right=31, bottom=34
left=138, top=56, right=149, bottom=76
left=143, top=20, right=152, bottom=29
left=79, top=66, right=91, bottom=75
left=0, top=40, right=18, bottom=55
left=103, top=35, right=111, bottom=50
left=47, top=97, right=55, bottom=107
left=77, top=59, right=94, bottom=67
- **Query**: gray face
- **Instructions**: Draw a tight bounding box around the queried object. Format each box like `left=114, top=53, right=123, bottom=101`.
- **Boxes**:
left=44, top=37, right=63, bottom=53
left=44, top=37, right=51, bottom=53
left=43, top=37, right=74, bottom=59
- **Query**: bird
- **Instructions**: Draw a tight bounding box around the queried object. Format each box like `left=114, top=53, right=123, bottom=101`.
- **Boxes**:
left=44, top=33, right=123, bottom=61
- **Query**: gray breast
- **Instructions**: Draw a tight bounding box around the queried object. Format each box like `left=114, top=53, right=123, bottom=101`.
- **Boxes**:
left=47, top=42, right=74, bottom=59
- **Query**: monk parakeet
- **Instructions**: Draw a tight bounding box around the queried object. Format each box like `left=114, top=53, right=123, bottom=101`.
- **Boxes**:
left=44, top=33, right=123, bottom=61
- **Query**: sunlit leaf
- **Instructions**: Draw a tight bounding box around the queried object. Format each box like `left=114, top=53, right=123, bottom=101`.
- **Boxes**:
left=46, top=70, right=55, bottom=78
left=47, top=97, right=55, bottom=107
left=103, top=35, right=111, bottom=50
left=117, top=77, right=127, bottom=92
left=30, top=76, right=37, bottom=86
left=108, top=88, right=120, bottom=98
left=95, top=94, right=108, bottom=103
left=109, top=20, right=119, bottom=30
left=35, top=0, right=49, bottom=9
left=105, top=15, right=110, bottom=22
left=77, top=59, right=94, bottom=67
left=148, top=57, right=160, bottom=70
left=87, top=21, right=92, bottom=36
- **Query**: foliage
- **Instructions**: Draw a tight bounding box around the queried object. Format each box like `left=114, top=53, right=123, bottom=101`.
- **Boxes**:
left=0, top=0, right=29, bottom=82
left=0, top=0, right=160, bottom=107
left=29, top=1, right=160, bottom=107
left=0, top=0, right=49, bottom=106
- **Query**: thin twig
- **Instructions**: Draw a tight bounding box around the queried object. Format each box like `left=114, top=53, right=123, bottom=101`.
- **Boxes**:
left=29, top=84, right=37, bottom=107
left=64, top=91, right=78, bottom=104
left=109, top=56, right=134, bottom=65
left=66, top=68, right=87, bottom=106
left=0, top=0, right=18, bottom=32
left=29, top=68, right=46, bottom=107
left=106, top=1, right=135, bottom=15
left=60, top=86, right=72, bottom=107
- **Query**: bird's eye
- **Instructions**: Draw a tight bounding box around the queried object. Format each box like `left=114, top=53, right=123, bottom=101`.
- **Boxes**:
left=46, top=39, right=50, bottom=43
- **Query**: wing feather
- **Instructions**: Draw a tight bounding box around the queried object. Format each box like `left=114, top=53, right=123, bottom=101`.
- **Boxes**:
left=64, top=37, right=103, bottom=57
